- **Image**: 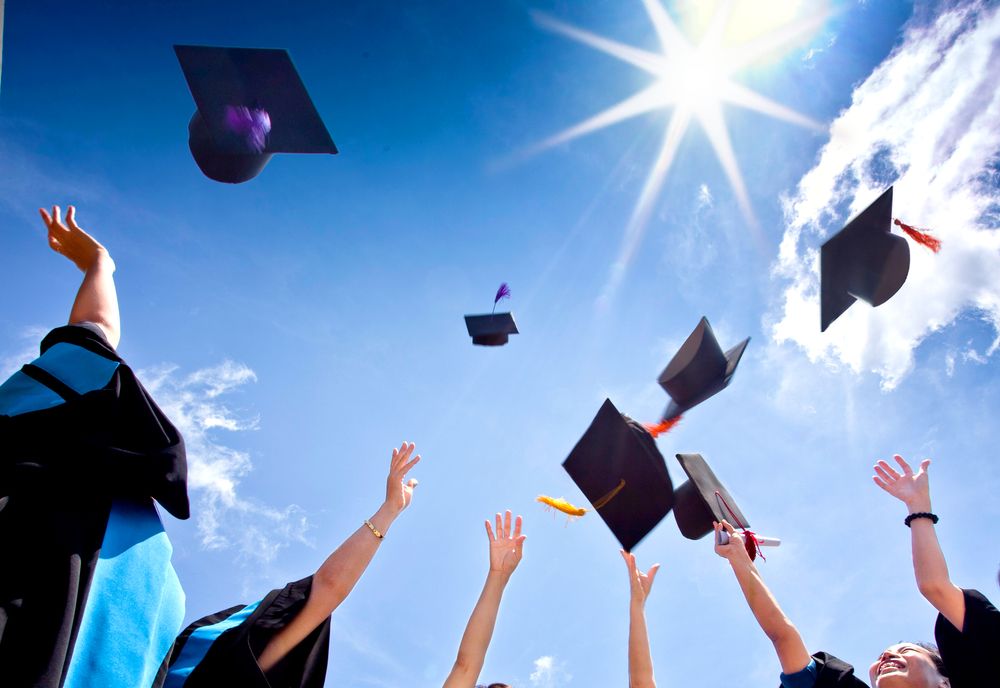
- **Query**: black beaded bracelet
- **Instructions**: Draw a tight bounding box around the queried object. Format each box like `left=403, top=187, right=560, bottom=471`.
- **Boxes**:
left=905, top=512, right=939, bottom=527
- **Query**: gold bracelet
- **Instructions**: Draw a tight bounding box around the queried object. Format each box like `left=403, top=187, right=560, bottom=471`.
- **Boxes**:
left=364, top=519, right=384, bottom=540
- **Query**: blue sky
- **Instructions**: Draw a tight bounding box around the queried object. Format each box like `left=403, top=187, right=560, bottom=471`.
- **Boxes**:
left=2, top=1, right=1000, bottom=686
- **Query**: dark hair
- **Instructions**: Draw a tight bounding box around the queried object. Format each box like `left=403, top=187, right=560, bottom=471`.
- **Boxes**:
left=912, top=642, right=948, bottom=677
left=476, top=684, right=511, bottom=688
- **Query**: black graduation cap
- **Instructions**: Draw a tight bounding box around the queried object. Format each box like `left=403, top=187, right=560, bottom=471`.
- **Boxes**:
left=673, top=453, right=748, bottom=540
left=464, top=313, right=519, bottom=346
left=658, top=317, right=750, bottom=422
left=562, top=398, right=675, bottom=551
left=820, top=186, right=910, bottom=332
left=174, top=45, right=338, bottom=184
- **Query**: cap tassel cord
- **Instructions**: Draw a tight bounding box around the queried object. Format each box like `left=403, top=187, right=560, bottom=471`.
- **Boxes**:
left=592, top=478, right=626, bottom=510
left=714, top=490, right=765, bottom=562
left=644, top=415, right=682, bottom=438
left=894, top=218, right=942, bottom=253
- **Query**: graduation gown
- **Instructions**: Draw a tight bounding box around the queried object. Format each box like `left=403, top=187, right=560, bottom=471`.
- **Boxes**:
left=0, top=324, right=189, bottom=688
left=163, top=576, right=331, bottom=688
left=934, top=588, right=1000, bottom=688
left=779, top=652, right=869, bottom=688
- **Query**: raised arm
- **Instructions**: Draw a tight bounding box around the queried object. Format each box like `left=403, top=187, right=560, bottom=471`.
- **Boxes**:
left=442, top=510, right=526, bottom=688
left=39, top=205, right=120, bottom=348
left=714, top=521, right=812, bottom=675
left=873, top=455, right=965, bottom=629
left=621, top=550, right=659, bottom=688
left=256, top=441, right=421, bottom=673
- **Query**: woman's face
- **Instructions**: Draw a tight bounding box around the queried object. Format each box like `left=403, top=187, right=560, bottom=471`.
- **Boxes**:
left=868, top=643, right=948, bottom=688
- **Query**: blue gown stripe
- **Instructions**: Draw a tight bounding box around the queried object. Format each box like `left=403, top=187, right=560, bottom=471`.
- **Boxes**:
left=0, top=343, right=119, bottom=417
left=0, top=370, right=64, bottom=415
left=164, top=600, right=263, bottom=687
left=64, top=500, right=186, bottom=688
left=30, top=342, right=119, bottom=395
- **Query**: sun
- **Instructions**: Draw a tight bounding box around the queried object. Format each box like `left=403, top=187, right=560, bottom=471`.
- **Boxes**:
left=531, top=0, right=830, bottom=303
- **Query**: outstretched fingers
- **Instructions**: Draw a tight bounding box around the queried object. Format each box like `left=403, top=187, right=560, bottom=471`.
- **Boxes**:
left=893, top=454, right=914, bottom=475
left=485, top=519, right=496, bottom=542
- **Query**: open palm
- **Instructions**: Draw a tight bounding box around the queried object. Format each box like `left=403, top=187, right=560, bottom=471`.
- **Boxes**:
left=486, top=510, right=525, bottom=575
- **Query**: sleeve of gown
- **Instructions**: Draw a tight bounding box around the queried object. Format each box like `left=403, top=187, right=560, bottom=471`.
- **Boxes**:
left=164, top=576, right=331, bottom=688
left=779, top=653, right=870, bottom=688
left=934, top=588, right=1000, bottom=688
left=11, top=324, right=189, bottom=519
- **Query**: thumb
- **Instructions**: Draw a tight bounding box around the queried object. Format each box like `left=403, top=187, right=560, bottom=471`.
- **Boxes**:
left=406, top=478, right=418, bottom=488
left=919, top=459, right=931, bottom=473
left=647, top=564, right=661, bottom=586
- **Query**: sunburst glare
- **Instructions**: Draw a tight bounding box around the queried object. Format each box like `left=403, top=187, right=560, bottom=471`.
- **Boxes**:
left=531, top=0, right=830, bottom=306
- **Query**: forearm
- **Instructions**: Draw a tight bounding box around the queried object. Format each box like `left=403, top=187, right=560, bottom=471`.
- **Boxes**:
left=904, top=499, right=964, bottom=627
left=628, top=602, right=656, bottom=688
left=443, top=571, right=509, bottom=687
left=311, top=503, right=397, bottom=610
left=69, top=253, right=120, bottom=347
left=257, top=503, right=397, bottom=672
left=729, top=560, right=810, bottom=674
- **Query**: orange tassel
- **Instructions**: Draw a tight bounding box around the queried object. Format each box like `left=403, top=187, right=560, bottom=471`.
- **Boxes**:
left=536, top=495, right=587, bottom=517
left=643, top=414, right=682, bottom=438
left=894, top=218, right=942, bottom=253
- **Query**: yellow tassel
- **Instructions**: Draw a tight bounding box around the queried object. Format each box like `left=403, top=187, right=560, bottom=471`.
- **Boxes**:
left=536, top=495, right=587, bottom=517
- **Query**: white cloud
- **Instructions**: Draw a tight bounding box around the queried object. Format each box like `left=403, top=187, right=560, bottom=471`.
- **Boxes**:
left=770, top=1, right=1000, bottom=389
left=529, top=655, right=572, bottom=688
left=0, top=326, right=49, bottom=379
left=142, top=361, right=311, bottom=562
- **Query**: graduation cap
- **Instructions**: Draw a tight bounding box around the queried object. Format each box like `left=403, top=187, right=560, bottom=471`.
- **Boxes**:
left=560, top=398, right=675, bottom=551
left=465, top=283, right=518, bottom=346
left=674, top=453, right=778, bottom=560
left=656, top=317, right=750, bottom=424
left=820, top=186, right=942, bottom=332
left=174, top=45, right=338, bottom=184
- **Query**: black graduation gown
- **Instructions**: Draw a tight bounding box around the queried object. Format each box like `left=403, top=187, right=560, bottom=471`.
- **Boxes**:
left=778, top=652, right=869, bottom=688
left=934, top=588, right=1000, bottom=688
left=163, top=576, right=331, bottom=688
left=0, top=324, right=189, bottom=688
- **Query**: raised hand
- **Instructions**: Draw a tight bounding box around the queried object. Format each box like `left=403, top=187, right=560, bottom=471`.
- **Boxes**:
left=486, top=510, right=526, bottom=577
left=39, top=206, right=114, bottom=273
left=714, top=520, right=751, bottom=565
left=620, top=550, right=659, bottom=608
left=384, top=442, right=420, bottom=516
left=873, top=454, right=932, bottom=512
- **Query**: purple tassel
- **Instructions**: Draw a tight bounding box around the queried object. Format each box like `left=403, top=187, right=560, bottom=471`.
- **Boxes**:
left=492, top=282, right=511, bottom=313
left=224, top=105, right=271, bottom=153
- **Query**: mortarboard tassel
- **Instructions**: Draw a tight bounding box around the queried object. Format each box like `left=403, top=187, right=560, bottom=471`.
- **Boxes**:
left=537, top=478, right=626, bottom=518
left=492, top=282, right=511, bottom=314
left=643, top=415, right=682, bottom=438
left=894, top=218, right=942, bottom=253
left=224, top=105, right=272, bottom=153
left=537, top=495, right=587, bottom=517
left=715, top=490, right=765, bottom=562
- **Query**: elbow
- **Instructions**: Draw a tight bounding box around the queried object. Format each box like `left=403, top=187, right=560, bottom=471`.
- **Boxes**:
left=917, top=579, right=954, bottom=605
left=311, top=570, right=350, bottom=611
left=451, top=654, right=482, bottom=679
left=764, top=619, right=800, bottom=646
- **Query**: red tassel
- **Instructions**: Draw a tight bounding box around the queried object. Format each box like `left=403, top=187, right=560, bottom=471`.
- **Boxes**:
left=894, top=218, right=942, bottom=253
left=643, top=415, right=682, bottom=438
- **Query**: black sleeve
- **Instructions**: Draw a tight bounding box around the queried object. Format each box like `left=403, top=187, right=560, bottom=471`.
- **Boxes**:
left=180, top=577, right=331, bottom=688
left=778, top=653, right=870, bottom=688
left=935, top=588, right=1000, bottom=688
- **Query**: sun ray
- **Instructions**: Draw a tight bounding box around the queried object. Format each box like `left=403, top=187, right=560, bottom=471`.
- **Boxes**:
left=720, top=81, right=824, bottom=130
left=530, top=85, right=670, bottom=153
left=531, top=12, right=666, bottom=76
left=534, top=1, right=827, bottom=305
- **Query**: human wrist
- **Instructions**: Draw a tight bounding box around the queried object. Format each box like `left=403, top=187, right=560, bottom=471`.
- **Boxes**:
left=904, top=496, right=932, bottom=513
left=370, top=504, right=397, bottom=535
left=487, top=568, right=512, bottom=586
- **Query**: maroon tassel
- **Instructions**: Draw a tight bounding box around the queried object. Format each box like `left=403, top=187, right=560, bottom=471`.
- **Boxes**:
left=894, top=218, right=942, bottom=253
